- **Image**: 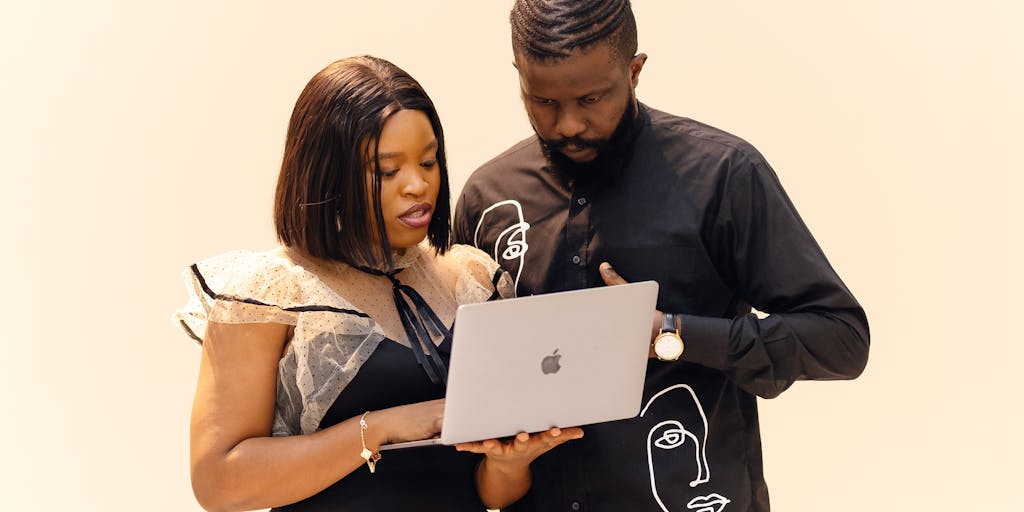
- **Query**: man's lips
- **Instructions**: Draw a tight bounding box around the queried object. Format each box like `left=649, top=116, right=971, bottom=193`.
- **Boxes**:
left=561, top=144, right=597, bottom=161
left=398, top=203, right=433, bottom=228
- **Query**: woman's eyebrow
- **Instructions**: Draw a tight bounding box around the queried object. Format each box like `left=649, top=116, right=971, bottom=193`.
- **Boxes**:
left=377, top=140, right=438, bottom=160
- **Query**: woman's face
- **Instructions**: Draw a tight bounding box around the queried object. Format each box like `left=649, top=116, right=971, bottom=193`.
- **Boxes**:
left=369, top=109, right=442, bottom=251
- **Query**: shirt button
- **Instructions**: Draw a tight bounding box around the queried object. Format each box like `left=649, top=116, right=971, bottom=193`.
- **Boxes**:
left=571, top=502, right=581, bottom=511
left=571, top=255, right=581, bottom=265
left=576, top=197, right=587, bottom=206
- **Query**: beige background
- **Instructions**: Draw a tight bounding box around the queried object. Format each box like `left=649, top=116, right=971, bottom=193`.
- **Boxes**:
left=3, top=0, right=1021, bottom=510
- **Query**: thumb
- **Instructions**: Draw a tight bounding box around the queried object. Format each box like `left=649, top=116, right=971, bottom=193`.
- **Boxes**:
left=599, top=262, right=629, bottom=286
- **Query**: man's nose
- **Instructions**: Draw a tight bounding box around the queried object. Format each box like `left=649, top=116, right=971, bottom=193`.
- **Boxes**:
left=555, top=107, right=586, bottom=139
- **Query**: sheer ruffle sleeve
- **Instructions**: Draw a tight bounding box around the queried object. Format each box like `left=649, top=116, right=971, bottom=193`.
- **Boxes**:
left=171, top=249, right=386, bottom=437
left=443, top=244, right=516, bottom=305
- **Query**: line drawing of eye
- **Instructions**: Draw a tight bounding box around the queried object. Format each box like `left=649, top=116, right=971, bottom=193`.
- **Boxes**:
left=648, top=420, right=704, bottom=487
left=653, top=422, right=687, bottom=449
left=497, top=221, right=530, bottom=260
left=643, top=385, right=708, bottom=499
left=643, top=384, right=730, bottom=512
left=475, top=200, right=530, bottom=296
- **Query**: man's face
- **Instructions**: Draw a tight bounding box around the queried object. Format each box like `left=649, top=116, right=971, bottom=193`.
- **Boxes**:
left=515, top=42, right=645, bottom=164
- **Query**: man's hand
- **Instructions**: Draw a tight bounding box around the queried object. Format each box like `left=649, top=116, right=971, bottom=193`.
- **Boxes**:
left=454, top=426, right=584, bottom=466
left=600, top=262, right=663, bottom=357
left=457, top=427, right=584, bottom=509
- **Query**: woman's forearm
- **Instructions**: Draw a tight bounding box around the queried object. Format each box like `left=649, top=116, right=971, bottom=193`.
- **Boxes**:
left=191, top=415, right=383, bottom=512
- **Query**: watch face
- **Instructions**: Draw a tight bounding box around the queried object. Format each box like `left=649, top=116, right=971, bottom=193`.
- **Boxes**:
left=654, top=333, right=684, bottom=360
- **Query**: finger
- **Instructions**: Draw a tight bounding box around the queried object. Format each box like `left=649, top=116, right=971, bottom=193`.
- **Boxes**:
left=455, top=441, right=483, bottom=453
left=456, top=439, right=499, bottom=454
left=514, top=432, right=530, bottom=452
left=599, top=262, right=629, bottom=286
left=563, top=426, right=584, bottom=439
left=549, top=427, right=584, bottom=446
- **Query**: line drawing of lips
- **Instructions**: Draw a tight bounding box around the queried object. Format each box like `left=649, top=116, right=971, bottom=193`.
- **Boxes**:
left=687, top=493, right=731, bottom=512
left=474, top=199, right=530, bottom=296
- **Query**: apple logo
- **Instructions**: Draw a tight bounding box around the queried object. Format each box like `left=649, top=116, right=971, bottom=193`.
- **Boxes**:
left=541, top=349, right=562, bottom=374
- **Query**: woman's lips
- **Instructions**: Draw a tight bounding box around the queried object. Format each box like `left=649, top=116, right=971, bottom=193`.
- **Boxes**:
left=398, top=203, right=433, bottom=228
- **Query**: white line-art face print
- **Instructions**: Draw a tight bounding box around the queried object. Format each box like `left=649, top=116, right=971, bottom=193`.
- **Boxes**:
left=641, top=384, right=732, bottom=512
left=474, top=200, right=530, bottom=296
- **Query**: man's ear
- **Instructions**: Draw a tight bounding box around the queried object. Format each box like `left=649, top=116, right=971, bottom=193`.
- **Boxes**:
left=630, top=53, right=648, bottom=88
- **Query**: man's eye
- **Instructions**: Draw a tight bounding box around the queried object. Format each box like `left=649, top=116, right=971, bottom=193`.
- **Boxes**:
left=582, top=96, right=600, bottom=104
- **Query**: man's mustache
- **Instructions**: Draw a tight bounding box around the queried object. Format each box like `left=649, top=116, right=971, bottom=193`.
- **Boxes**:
left=541, top=136, right=606, bottom=150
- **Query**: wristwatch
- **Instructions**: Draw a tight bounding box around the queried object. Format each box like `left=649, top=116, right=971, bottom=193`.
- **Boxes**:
left=653, top=312, right=684, bottom=361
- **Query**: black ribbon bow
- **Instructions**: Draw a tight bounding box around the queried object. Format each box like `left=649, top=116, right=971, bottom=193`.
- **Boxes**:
left=356, top=266, right=450, bottom=387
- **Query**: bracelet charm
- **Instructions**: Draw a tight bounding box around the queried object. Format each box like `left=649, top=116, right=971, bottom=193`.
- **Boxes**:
left=359, top=411, right=381, bottom=473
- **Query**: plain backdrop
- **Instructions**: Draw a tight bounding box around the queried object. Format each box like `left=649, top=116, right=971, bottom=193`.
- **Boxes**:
left=3, top=1, right=1021, bottom=510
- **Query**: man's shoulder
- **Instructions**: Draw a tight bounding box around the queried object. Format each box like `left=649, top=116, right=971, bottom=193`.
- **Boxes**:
left=643, top=106, right=765, bottom=166
left=467, top=136, right=545, bottom=185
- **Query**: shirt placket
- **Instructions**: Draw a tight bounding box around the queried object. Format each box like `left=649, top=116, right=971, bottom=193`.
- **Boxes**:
left=564, top=187, right=591, bottom=291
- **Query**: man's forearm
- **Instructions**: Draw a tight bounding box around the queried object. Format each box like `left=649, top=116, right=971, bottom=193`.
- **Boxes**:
left=678, top=307, right=869, bottom=399
left=476, top=457, right=532, bottom=510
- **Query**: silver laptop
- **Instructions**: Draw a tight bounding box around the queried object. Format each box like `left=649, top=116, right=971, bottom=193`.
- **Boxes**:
left=380, top=281, right=658, bottom=450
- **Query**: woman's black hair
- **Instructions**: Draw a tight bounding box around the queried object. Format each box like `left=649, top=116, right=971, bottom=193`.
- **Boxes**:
left=274, top=56, right=451, bottom=268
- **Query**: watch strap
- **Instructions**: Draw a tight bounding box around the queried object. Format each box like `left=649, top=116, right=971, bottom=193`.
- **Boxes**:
left=660, top=312, right=680, bottom=333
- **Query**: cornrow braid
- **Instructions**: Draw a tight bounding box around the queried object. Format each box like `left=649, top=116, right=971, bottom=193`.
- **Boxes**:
left=511, top=0, right=637, bottom=62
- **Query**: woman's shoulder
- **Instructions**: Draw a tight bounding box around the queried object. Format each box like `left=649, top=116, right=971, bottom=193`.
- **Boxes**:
left=430, top=244, right=514, bottom=304
left=188, top=247, right=310, bottom=302
left=173, top=246, right=377, bottom=342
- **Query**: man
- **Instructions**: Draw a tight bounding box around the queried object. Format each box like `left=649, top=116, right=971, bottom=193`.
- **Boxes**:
left=453, top=0, right=870, bottom=510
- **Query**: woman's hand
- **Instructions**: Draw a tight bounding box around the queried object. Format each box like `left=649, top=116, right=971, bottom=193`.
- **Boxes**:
left=368, top=399, right=446, bottom=445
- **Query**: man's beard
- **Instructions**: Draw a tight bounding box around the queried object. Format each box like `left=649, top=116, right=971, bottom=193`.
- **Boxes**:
left=536, top=96, right=641, bottom=185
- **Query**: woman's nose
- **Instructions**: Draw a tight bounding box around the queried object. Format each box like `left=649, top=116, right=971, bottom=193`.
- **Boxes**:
left=402, top=168, right=430, bottom=197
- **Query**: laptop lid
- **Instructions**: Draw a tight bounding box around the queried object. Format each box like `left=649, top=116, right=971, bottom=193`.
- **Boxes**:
left=436, top=280, right=658, bottom=445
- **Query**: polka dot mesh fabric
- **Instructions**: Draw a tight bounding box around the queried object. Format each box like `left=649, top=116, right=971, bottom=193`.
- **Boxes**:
left=172, top=243, right=514, bottom=436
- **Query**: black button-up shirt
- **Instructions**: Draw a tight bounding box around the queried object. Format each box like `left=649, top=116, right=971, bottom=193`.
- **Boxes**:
left=454, top=105, right=869, bottom=512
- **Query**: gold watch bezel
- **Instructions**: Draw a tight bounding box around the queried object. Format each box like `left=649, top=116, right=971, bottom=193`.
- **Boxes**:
left=653, top=331, right=684, bottom=361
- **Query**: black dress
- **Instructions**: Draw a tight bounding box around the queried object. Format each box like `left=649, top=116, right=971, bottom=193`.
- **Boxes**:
left=272, top=336, right=487, bottom=511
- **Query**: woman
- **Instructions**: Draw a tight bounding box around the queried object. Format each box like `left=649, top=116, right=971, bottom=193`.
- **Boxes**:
left=173, top=56, right=581, bottom=511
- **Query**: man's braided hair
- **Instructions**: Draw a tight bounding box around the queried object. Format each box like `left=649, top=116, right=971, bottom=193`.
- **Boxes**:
left=510, top=0, right=637, bottom=62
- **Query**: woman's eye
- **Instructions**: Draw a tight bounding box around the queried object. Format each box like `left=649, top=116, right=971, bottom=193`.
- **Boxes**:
left=379, top=169, right=399, bottom=178
left=421, top=160, right=437, bottom=169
